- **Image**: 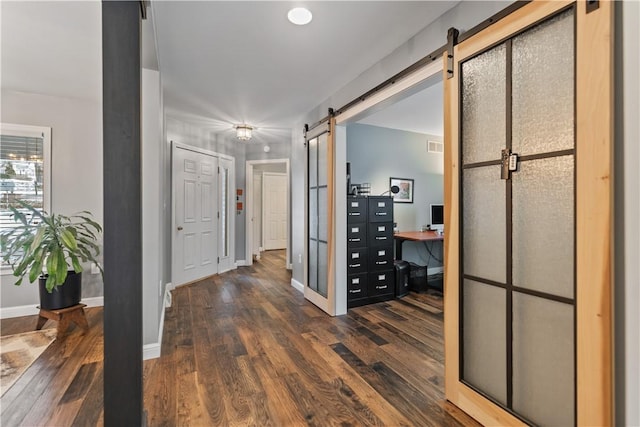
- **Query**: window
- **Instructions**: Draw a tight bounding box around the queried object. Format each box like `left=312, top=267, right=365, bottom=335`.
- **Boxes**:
left=0, top=122, right=51, bottom=234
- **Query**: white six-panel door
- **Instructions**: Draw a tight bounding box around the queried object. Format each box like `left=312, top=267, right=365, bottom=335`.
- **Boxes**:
left=262, top=172, right=287, bottom=250
left=173, top=146, right=218, bottom=286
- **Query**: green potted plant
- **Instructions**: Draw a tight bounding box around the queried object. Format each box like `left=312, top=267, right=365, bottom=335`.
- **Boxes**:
left=0, top=201, right=103, bottom=310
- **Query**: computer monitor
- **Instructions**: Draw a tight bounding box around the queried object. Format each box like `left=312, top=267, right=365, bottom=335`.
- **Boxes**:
left=430, top=204, right=444, bottom=232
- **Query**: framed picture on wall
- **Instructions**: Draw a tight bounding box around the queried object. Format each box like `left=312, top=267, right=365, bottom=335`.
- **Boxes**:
left=390, top=177, right=414, bottom=203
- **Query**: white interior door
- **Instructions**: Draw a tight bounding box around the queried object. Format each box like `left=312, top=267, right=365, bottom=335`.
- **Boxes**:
left=218, top=156, right=234, bottom=273
left=172, top=145, right=218, bottom=286
left=262, top=172, right=287, bottom=250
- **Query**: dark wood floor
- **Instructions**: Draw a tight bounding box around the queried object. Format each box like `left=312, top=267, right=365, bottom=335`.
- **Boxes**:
left=1, top=250, right=478, bottom=426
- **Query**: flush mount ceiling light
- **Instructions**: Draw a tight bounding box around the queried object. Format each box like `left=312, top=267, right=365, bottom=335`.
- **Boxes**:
left=287, top=7, right=312, bottom=25
left=235, top=124, right=253, bottom=141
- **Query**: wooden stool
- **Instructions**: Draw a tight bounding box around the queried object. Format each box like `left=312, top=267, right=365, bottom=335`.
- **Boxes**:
left=36, top=303, right=89, bottom=338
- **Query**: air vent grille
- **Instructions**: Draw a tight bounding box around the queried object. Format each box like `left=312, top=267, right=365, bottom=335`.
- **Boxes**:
left=428, top=140, right=443, bottom=154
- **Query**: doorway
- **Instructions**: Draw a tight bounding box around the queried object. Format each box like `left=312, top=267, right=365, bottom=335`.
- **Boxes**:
left=245, top=159, right=290, bottom=268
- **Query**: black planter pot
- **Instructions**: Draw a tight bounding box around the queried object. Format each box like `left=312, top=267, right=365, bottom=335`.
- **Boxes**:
left=38, top=271, right=82, bottom=310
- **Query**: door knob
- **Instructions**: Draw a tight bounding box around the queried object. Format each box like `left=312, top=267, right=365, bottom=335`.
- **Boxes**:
left=177, top=226, right=183, bottom=231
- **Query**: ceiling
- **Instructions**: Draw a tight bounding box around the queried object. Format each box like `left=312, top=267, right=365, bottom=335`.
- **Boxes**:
left=356, top=79, right=443, bottom=135
left=151, top=1, right=459, bottom=137
left=0, top=1, right=102, bottom=102
left=1, top=1, right=457, bottom=141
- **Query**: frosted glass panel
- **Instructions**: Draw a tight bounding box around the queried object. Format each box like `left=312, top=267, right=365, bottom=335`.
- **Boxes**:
left=461, top=43, right=506, bottom=165
left=318, top=133, right=328, bottom=186
left=309, top=188, right=318, bottom=239
left=318, top=242, right=328, bottom=297
left=318, top=187, right=327, bottom=242
left=463, top=166, right=506, bottom=283
left=463, top=279, right=507, bottom=404
left=309, top=137, right=317, bottom=187
left=309, top=239, right=318, bottom=292
left=513, top=293, right=574, bottom=426
left=513, top=156, right=574, bottom=298
left=512, top=9, right=574, bottom=156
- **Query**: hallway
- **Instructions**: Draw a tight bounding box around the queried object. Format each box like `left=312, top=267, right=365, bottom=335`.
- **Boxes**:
left=144, top=250, right=476, bottom=426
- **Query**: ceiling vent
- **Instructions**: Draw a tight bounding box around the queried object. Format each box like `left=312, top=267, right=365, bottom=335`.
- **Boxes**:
left=428, top=140, right=443, bottom=154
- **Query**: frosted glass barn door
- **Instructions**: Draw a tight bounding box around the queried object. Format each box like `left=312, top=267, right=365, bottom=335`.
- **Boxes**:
left=444, top=1, right=613, bottom=426
left=305, top=120, right=335, bottom=315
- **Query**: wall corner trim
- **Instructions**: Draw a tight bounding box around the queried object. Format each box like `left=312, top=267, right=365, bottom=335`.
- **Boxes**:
left=291, top=278, right=304, bottom=293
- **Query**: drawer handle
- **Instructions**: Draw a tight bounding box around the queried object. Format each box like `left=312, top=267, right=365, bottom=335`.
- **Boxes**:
left=375, top=237, right=387, bottom=240
left=349, top=263, right=361, bottom=268
left=349, top=212, right=361, bottom=216
left=376, top=285, right=388, bottom=290
left=375, top=212, right=387, bottom=216
left=348, top=238, right=361, bottom=242
left=349, top=289, right=362, bottom=294
left=376, top=261, right=387, bottom=265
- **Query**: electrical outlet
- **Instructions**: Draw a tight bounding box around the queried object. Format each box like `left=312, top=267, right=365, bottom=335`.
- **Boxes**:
left=298, top=253, right=302, bottom=263
left=91, top=263, right=100, bottom=275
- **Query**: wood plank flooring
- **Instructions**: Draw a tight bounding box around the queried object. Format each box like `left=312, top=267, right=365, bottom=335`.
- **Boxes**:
left=1, top=250, right=478, bottom=426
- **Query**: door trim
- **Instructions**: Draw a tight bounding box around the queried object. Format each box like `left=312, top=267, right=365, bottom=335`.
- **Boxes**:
left=443, top=1, right=613, bottom=425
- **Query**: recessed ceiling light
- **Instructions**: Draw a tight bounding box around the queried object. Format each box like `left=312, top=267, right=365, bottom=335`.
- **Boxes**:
left=288, top=7, right=312, bottom=26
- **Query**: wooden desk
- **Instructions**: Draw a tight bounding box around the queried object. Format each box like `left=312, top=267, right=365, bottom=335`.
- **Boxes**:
left=394, top=230, right=443, bottom=259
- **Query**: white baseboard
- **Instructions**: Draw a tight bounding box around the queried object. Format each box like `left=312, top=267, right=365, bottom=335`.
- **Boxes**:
left=291, top=278, right=304, bottom=293
left=0, top=304, right=39, bottom=319
left=0, top=295, right=105, bottom=319
left=236, top=259, right=249, bottom=267
left=143, top=342, right=161, bottom=360
left=143, top=286, right=170, bottom=361
left=82, top=296, right=104, bottom=308
left=259, top=246, right=264, bottom=252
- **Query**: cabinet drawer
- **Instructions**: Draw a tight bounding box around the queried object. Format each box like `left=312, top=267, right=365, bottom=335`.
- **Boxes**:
left=368, top=223, right=393, bottom=246
left=369, top=247, right=394, bottom=271
left=347, top=223, right=367, bottom=248
left=347, top=197, right=367, bottom=223
left=368, top=197, right=393, bottom=223
left=347, top=248, right=367, bottom=274
left=347, top=273, right=368, bottom=300
left=368, top=271, right=394, bottom=296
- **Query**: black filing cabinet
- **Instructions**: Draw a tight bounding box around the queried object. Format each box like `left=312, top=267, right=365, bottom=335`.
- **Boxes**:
left=347, top=195, right=394, bottom=308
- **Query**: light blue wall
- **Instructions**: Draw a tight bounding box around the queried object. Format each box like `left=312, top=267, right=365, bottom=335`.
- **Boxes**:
left=347, top=123, right=443, bottom=268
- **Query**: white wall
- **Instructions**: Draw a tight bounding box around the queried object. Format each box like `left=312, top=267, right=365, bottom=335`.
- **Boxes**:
left=142, top=68, right=164, bottom=347
left=0, top=90, right=103, bottom=308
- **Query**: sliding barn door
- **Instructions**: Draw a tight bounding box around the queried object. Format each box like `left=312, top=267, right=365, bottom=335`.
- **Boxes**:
left=444, top=1, right=613, bottom=425
left=305, top=119, right=336, bottom=315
